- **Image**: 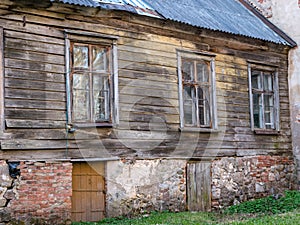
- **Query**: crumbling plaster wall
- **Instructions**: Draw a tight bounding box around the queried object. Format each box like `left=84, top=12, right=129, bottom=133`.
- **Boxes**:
left=106, top=159, right=186, bottom=217
left=106, top=157, right=296, bottom=216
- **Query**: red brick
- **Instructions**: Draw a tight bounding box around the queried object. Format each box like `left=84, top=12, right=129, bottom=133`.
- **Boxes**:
left=9, top=162, right=72, bottom=224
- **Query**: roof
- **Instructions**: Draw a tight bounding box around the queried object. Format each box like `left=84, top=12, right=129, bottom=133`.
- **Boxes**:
left=50, top=0, right=296, bottom=47
left=50, top=0, right=161, bottom=17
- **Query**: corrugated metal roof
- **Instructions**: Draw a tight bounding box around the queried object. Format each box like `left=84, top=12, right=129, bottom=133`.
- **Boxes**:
left=50, top=0, right=295, bottom=46
left=50, top=0, right=160, bottom=17
left=146, top=0, right=291, bottom=46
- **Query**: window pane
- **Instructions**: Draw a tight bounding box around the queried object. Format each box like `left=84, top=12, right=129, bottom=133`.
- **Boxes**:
left=73, top=73, right=89, bottom=90
left=93, top=75, right=110, bottom=121
left=196, top=61, right=209, bottom=83
left=73, top=45, right=89, bottom=69
left=253, top=93, right=262, bottom=128
left=251, top=71, right=261, bottom=90
left=182, top=61, right=194, bottom=81
left=73, top=90, right=90, bottom=121
left=92, top=46, right=108, bottom=71
left=264, top=94, right=274, bottom=128
left=263, top=73, right=273, bottom=91
left=72, top=74, right=90, bottom=122
left=198, top=86, right=211, bottom=126
left=183, top=85, right=194, bottom=125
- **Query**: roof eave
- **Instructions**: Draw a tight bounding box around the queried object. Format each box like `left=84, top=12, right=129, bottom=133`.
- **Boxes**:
left=239, top=0, right=297, bottom=47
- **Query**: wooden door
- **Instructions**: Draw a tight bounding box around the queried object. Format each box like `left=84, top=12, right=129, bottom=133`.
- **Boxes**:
left=187, top=162, right=211, bottom=211
left=72, top=162, right=105, bottom=222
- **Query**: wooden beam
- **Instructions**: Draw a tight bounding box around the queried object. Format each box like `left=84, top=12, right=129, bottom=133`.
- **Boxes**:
left=5, top=119, right=66, bottom=128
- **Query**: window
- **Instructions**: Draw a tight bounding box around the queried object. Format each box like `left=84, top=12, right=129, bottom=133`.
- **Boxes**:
left=248, top=64, right=279, bottom=132
left=71, top=43, right=112, bottom=123
left=178, top=51, right=217, bottom=131
left=65, top=31, right=119, bottom=127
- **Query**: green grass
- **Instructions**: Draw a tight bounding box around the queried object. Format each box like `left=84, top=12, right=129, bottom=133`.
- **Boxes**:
left=224, top=190, right=300, bottom=214
left=227, top=209, right=300, bottom=225
left=72, top=211, right=218, bottom=225
left=72, top=209, right=300, bottom=225
left=73, top=191, right=300, bottom=225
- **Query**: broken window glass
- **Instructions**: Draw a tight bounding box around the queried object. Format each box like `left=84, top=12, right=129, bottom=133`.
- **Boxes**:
left=181, top=58, right=212, bottom=128
left=71, top=43, right=112, bottom=123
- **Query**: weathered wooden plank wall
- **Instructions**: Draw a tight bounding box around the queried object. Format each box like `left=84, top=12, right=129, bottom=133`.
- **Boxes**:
left=0, top=0, right=292, bottom=160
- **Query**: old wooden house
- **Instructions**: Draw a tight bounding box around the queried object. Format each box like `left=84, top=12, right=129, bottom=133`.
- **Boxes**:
left=0, top=0, right=297, bottom=223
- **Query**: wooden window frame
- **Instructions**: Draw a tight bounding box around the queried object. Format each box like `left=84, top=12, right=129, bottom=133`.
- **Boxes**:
left=65, top=31, right=119, bottom=128
left=177, top=51, right=217, bottom=132
left=0, top=27, right=4, bottom=133
left=248, top=63, right=280, bottom=134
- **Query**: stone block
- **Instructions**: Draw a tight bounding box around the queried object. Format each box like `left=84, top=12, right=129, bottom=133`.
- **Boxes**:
left=0, top=161, right=13, bottom=188
left=0, top=209, right=11, bottom=222
left=0, top=199, right=6, bottom=207
left=4, top=189, right=15, bottom=200
left=255, top=182, right=265, bottom=193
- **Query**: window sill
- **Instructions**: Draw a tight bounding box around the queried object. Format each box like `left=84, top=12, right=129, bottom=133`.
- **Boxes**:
left=179, top=127, right=218, bottom=133
left=254, top=129, right=280, bottom=135
left=72, top=123, right=113, bottom=129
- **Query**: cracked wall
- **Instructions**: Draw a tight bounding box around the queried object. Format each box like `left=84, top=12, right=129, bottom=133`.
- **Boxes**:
left=106, top=159, right=186, bottom=217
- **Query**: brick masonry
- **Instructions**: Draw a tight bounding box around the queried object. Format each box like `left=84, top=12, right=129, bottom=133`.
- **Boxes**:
left=211, top=156, right=297, bottom=209
left=0, top=161, right=72, bottom=224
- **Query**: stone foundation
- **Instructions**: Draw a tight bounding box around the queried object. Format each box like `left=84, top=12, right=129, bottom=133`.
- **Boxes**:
left=106, top=159, right=186, bottom=217
left=0, top=156, right=297, bottom=223
left=0, top=161, right=72, bottom=224
left=211, top=156, right=297, bottom=209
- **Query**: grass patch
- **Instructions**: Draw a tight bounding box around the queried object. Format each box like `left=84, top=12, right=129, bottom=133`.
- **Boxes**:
left=224, top=190, right=300, bottom=214
left=226, top=209, right=300, bottom=225
left=73, top=211, right=218, bottom=225
left=72, top=191, right=300, bottom=225
left=72, top=209, right=300, bottom=225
